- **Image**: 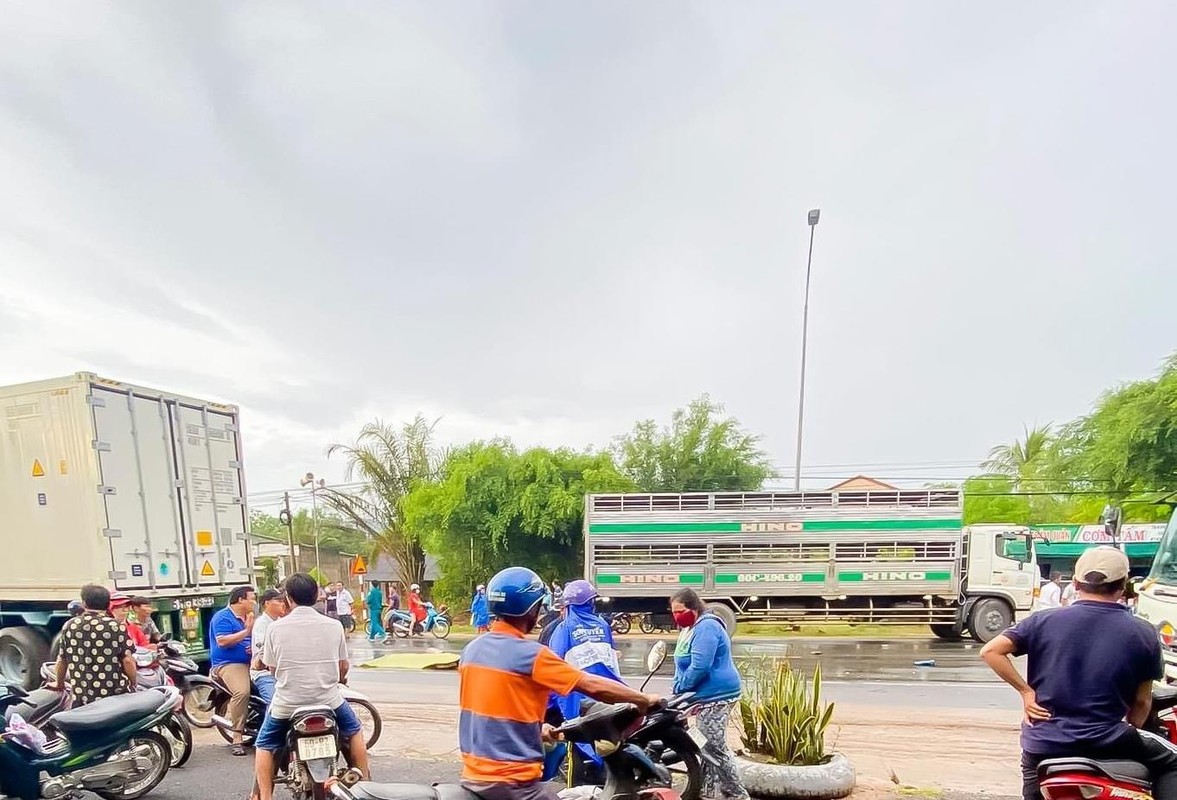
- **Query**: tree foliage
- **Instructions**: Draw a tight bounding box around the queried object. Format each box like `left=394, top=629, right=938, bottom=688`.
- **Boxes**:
left=319, top=416, right=446, bottom=588
left=403, top=441, right=634, bottom=602
left=613, top=395, right=771, bottom=492
left=968, top=354, right=1177, bottom=524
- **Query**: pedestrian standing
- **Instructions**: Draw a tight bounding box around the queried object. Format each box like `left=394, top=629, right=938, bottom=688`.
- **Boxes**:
left=1038, top=572, right=1064, bottom=612
left=336, top=582, right=356, bottom=632
left=210, top=585, right=257, bottom=756
left=53, top=584, right=136, bottom=705
left=366, top=580, right=387, bottom=641
left=470, top=584, right=490, bottom=634
left=325, top=582, right=339, bottom=621
left=670, top=588, right=750, bottom=800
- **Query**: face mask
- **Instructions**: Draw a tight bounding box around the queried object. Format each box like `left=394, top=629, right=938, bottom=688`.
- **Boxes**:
left=673, top=610, right=698, bottom=629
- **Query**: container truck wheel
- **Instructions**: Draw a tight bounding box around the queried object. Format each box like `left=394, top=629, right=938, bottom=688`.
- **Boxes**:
left=930, top=624, right=962, bottom=641
left=0, top=627, right=51, bottom=690
left=967, top=598, right=1012, bottom=643
left=705, top=604, right=738, bottom=636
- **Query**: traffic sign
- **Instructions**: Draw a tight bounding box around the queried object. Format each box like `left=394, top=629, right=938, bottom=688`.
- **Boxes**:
left=351, top=555, right=368, bottom=576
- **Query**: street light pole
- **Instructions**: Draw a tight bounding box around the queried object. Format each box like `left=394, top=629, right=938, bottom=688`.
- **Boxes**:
left=300, top=472, right=326, bottom=576
left=794, top=209, right=821, bottom=492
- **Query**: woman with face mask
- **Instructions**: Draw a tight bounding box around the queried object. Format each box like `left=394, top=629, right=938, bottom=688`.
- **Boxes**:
left=670, top=589, right=749, bottom=800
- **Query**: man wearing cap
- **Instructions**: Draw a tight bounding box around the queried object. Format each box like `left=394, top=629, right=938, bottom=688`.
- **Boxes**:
left=110, top=592, right=151, bottom=648
left=981, top=546, right=1177, bottom=800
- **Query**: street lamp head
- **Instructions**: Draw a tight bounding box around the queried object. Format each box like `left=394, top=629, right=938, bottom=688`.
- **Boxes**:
left=808, top=209, right=821, bottom=226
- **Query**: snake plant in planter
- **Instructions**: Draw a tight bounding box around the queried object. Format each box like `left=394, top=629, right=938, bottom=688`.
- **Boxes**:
left=734, top=659, right=855, bottom=800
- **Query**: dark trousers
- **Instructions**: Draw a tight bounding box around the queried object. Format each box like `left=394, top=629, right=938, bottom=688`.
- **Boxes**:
left=1022, top=728, right=1177, bottom=800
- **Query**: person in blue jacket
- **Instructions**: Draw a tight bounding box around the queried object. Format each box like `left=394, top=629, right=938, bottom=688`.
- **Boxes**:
left=470, top=584, right=490, bottom=633
left=545, top=580, right=623, bottom=781
left=670, top=588, right=750, bottom=800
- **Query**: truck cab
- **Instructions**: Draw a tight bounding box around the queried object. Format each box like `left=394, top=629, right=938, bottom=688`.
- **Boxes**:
left=1131, top=510, right=1177, bottom=680
left=960, top=526, right=1037, bottom=640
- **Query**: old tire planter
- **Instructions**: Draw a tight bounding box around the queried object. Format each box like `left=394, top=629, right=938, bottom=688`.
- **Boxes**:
left=736, top=752, right=856, bottom=800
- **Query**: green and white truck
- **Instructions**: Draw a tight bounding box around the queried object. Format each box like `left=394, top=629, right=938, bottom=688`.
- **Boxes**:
left=583, top=489, right=1037, bottom=642
left=0, top=373, right=254, bottom=688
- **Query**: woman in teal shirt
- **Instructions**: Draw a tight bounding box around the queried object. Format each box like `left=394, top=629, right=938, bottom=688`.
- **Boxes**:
left=366, top=581, right=387, bottom=641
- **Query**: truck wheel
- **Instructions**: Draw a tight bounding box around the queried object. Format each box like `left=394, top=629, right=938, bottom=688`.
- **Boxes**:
left=967, top=598, right=1012, bottom=643
left=930, top=624, right=962, bottom=641
left=705, top=604, right=738, bottom=636
left=0, top=627, right=51, bottom=690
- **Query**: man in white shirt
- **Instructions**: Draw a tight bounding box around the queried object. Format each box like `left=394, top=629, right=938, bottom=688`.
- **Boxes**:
left=1038, top=571, right=1064, bottom=611
left=250, top=589, right=288, bottom=705
left=254, top=573, right=369, bottom=800
left=334, top=583, right=355, bottom=631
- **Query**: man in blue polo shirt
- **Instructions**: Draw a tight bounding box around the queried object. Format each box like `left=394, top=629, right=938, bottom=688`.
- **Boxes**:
left=981, top=546, right=1177, bottom=800
left=210, top=585, right=257, bottom=756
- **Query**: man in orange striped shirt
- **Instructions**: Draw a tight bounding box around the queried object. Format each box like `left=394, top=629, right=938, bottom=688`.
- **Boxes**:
left=460, top=567, right=659, bottom=800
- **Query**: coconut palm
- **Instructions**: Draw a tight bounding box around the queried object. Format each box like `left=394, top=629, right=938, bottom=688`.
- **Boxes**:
left=981, top=424, right=1053, bottom=481
left=319, top=416, right=446, bottom=589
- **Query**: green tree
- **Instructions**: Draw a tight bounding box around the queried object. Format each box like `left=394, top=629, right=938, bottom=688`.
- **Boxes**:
left=403, top=441, right=633, bottom=602
left=981, top=424, right=1053, bottom=483
left=613, top=395, right=771, bottom=492
left=962, top=476, right=1032, bottom=525
left=318, top=416, right=446, bottom=589
left=1054, top=355, right=1177, bottom=494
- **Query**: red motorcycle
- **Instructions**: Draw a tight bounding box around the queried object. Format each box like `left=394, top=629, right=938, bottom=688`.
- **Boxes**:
left=1037, top=684, right=1177, bottom=800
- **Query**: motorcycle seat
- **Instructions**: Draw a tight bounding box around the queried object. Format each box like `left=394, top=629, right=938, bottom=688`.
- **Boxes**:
left=3, top=688, right=67, bottom=725
left=1154, top=684, right=1177, bottom=712
left=350, top=784, right=483, bottom=800
left=49, top=691, right=163, bottom=734
left=1038, top=757, right=1151, bottom=787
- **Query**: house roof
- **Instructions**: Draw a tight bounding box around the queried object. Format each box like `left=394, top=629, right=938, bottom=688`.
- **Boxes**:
left=825, top=475, right=901, bottom=492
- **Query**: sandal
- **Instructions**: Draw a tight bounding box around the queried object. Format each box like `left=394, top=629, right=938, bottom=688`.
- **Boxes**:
left=232, top=744, right=248, bottom=756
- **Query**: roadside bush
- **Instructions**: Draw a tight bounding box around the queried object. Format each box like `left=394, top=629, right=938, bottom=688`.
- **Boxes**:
left=738, top=658, right=834, bottom=766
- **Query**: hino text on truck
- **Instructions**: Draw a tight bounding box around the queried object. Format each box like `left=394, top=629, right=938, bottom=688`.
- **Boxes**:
left=584, top=488, right=1038, bottom=642
left=0, top=373, right=253, bottom=688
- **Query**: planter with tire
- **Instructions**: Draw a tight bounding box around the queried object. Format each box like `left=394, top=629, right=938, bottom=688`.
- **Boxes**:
left=735, top=659, right=855, bottom=800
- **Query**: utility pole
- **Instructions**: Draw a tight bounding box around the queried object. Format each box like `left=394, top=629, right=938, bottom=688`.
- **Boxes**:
left=280, top=492, right=299, bottom=572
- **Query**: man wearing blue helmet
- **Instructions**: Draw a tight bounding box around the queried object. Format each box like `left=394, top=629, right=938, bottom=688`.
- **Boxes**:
left=458, top=566, right=659, bottom=800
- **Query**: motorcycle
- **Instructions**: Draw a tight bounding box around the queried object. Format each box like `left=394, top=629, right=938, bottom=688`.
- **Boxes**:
left=388, top=604, right=451, bottom=640
left=327, top=662, right=688, bottom=800
left=0, top=682, right=178, bottom=800
left=561, top=642, right=711, bottom=800
left=601, top=612, right=632, bottom=636
left=265, top=704, right=360, bottom=800
left=183, top=672, right=382, bottom=751
left=638, top=614, right=676, bottom=635
left=1036, top=683, right=1177, bottom=800
left=130, top=649, right=194, bottom=768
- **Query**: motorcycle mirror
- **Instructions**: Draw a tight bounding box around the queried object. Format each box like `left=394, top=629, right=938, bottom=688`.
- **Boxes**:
left=646, top=641, right=667, bottom=674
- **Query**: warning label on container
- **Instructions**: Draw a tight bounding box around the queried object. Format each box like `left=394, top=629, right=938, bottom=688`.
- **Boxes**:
left=31, top=459, right=45, bottom=478
left=200, top=560, right=215, bottom=577
left=196, top=530, right=214, bottom=547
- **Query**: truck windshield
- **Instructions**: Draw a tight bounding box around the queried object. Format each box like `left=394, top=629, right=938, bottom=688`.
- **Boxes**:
left=1147, top=511, right=1177, bottom=583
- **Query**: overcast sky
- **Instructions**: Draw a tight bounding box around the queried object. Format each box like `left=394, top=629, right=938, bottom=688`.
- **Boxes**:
left=2, top=2, right=1174, bottom=501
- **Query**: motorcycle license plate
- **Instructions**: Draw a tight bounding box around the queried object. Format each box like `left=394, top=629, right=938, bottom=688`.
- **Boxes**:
left=688, top=728, right=708, bottom=749
left=296, top=735, right=338, bottom=761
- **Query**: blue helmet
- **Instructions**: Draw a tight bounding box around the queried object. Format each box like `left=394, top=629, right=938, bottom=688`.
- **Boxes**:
left=562, top=580, right=598, bottom=607
left=487, top=567, right=547, bottom=618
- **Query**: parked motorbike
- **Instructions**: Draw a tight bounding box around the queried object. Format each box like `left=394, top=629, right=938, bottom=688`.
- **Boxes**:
left=639, top=614, right=675, bottom=635
left=184, top=673, right=382, bottom=751
left=1036, top=683, right=1177, bottom=800
left=131, top=650, right=194, bottom=768
left=0, top=683, right=178, bottom=800
left=601, top=611, right=632, bottom=636
left=267, top=705, right=358, bottom=800
left=20, top=656, right=193, bottom=770
left=388, top=604, right=451, bottom=640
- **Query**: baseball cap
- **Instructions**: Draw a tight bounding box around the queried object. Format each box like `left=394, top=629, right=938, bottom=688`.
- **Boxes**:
left=109, top=592, right=132, bottom=608
left=1073, top=546, right=1129, bottom=585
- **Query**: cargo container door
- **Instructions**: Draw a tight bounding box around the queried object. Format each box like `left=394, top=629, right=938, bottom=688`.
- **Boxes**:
left=90, top=386, right=187, bottom=590
left=171, top=403, right=251, bottom=587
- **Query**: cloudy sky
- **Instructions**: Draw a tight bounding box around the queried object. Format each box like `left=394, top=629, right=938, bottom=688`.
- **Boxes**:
left=2, top=2, right=1175, bottom=500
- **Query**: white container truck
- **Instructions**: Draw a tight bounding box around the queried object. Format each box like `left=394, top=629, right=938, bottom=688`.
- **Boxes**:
left=0, top=373, right=254, bottom=687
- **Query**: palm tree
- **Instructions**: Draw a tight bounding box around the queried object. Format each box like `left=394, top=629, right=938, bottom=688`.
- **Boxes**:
left=981, top=424, right=1053, bottom=481
left=318, top=416, right=446, bottom=589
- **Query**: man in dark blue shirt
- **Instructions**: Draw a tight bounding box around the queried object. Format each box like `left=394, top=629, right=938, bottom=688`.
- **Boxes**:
left=981, top=546, right=1176, bottom=800
left=210, top=585, right=256, bottom=756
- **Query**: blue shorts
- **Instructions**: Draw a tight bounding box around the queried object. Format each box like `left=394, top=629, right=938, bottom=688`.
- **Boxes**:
left=255, top=701, right=363, bottom=752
